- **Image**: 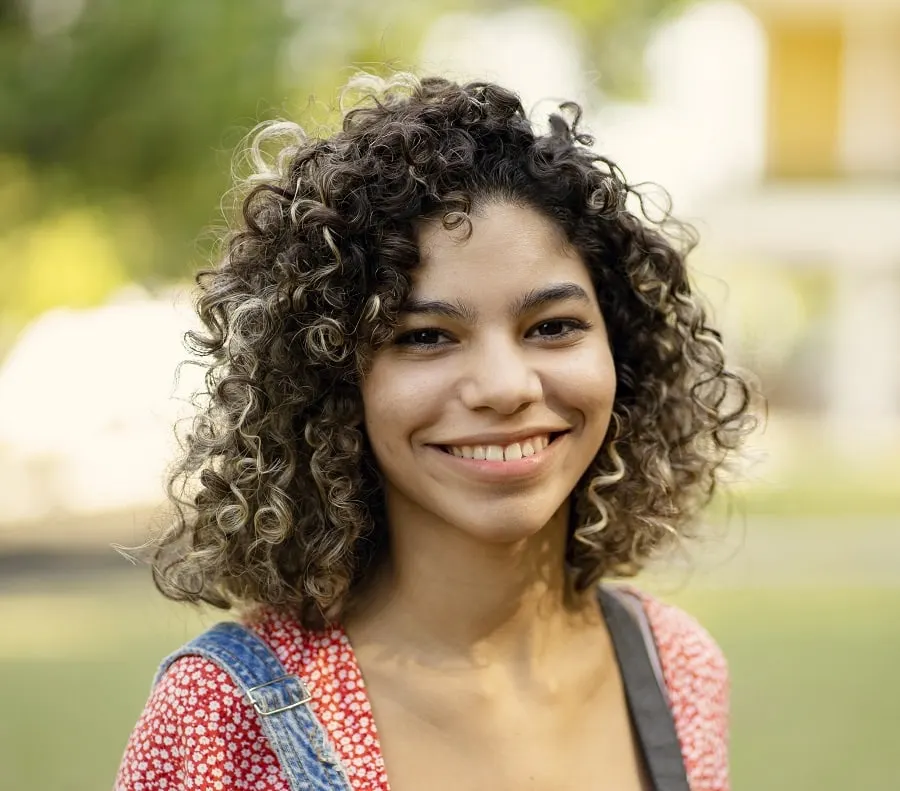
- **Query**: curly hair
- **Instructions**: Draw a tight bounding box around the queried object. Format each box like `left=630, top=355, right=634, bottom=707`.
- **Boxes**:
left=152, top=73, right=755, bottom=627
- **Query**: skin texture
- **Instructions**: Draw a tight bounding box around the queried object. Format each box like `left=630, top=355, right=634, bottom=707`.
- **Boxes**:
left=362, top=201, right=616, bottom=554
left=346, top=202, right=644, bottom=791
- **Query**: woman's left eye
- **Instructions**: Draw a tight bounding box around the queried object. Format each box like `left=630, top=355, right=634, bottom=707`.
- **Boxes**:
left=529, top=319, right=590, bottom=339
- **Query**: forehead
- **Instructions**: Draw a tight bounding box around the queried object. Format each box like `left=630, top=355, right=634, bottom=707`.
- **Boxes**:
left=413, top=202, right=592, bottom=298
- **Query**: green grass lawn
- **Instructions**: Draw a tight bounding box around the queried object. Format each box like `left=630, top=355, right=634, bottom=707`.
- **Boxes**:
left=666, top=586, right=900, bottom=790
left=1, top=574, right=898, bottom=790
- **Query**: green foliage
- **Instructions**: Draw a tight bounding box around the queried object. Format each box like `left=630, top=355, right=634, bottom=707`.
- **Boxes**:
left=0, top=0, right=294, bottom=279
left=544, top=0, right=691, bottom=97
left=0, top=0, right=684, bottom=315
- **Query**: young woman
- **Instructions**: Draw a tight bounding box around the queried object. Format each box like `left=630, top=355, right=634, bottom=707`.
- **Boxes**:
left=116, top=74, right=754, bottom=791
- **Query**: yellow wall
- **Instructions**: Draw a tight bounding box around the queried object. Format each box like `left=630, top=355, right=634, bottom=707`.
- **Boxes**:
left=766, top=21, right=843, bottom=178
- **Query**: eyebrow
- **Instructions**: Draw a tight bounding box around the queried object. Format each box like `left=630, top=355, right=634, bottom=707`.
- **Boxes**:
left=401, top=282, right=593, bottom=322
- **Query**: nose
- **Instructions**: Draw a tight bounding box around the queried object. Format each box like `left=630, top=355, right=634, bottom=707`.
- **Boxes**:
left=458, top=334, right=543, bottom=415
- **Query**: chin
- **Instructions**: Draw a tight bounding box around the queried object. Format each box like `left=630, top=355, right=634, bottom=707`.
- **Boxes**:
left=445, top=501, right=565, bottom=546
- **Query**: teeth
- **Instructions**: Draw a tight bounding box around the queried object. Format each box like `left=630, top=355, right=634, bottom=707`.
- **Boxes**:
left=445, top=434, right=554, bottom=461
left=504, top=443, right=523, bottom=461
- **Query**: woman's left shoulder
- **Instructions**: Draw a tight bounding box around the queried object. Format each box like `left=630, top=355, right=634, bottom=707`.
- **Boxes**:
left=631, top=589, right=728, bottom=682
left=629, top=588, right=731, bottom=790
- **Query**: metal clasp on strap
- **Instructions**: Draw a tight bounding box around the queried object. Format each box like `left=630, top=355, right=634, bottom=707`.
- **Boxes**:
left=245, top=674, right=312, bottom=716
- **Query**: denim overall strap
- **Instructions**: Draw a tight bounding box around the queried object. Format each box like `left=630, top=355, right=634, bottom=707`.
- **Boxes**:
left=155, top=622, right=353, bottom=791
left=598, top=587, right=692, bottom=791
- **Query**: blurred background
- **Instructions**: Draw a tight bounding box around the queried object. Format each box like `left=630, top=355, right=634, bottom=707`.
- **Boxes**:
left=1, top=0, right=898, bottom=788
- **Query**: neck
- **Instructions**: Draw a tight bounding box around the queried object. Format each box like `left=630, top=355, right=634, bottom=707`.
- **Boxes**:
left=346, top=501, right=600, bottom=669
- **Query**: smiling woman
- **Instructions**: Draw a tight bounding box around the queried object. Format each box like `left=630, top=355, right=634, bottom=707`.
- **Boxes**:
left=116, top=73, right=756, bottom=791
left=362, top=203, right=616, bottom=547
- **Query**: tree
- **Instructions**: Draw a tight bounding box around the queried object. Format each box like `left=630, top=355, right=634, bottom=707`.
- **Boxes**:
left=0, top=0, right=687, bottom=292
left=0, top=0, right=297, bottom=281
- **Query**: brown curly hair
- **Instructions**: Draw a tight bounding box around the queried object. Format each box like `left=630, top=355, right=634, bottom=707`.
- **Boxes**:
left=153, top=73, right=755, bottom=627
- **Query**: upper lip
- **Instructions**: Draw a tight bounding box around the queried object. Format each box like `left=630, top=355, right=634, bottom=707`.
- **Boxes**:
left=431, top=428, right=571, bottom=447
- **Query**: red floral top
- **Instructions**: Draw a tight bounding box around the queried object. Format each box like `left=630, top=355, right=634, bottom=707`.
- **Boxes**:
left=115, top=591, right=729, bottom=790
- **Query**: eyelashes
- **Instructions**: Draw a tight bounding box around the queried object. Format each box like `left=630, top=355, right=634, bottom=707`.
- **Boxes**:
left=393, top=318, right=594, bottom=350
left=530, top=318, right=594, bottom=338
left=394, top=328, right=448, bottom=347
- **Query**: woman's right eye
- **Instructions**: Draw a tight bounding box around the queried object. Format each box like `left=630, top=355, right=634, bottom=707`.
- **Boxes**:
left=393, top=328, right=450, bottom=347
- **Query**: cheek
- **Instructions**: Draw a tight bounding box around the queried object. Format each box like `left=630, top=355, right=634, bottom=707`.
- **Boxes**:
left=554, top=343, right=617, bottom=417
left=361, top=359, right=446, bottom=451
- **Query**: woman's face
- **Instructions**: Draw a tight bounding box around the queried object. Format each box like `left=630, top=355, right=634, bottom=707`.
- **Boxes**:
left=362, top=201, right=616, bottom=545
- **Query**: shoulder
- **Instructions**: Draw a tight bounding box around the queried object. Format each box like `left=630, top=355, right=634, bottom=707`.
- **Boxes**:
left=242, top=605, right=350, bottom=673
left=117, top=609, right=381, bottom=790
left=115, top=630, right=290, bottom=791
left=631, top=589, right=731, bottom=791
left=245, top=609, right=388, bottom=786
left=635, top=591, right=729, bottom=687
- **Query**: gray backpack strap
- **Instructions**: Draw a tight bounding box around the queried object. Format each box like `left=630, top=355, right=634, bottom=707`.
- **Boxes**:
left=599, top=587, right=691, bottom=791
left=604, top=587, right=668, bottom=700
left=157, top=621, right=352, bottom=791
